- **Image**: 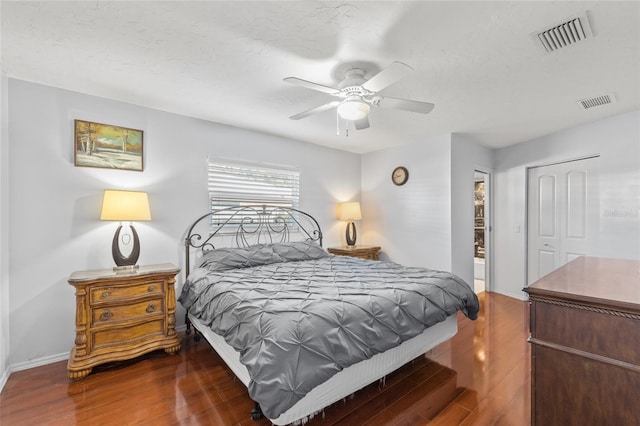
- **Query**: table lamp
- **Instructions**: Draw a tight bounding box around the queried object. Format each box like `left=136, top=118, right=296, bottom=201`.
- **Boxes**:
left=100, top=189, right=151, bottom=270
left=338, top=201, right=362, bottom=247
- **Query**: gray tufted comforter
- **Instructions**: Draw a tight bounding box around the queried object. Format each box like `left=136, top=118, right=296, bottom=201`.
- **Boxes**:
left=179, top=242, right=479, bottom=419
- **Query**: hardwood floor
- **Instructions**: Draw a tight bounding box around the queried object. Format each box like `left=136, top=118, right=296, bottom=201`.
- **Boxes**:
left=0, top=292, right=530, bottom=425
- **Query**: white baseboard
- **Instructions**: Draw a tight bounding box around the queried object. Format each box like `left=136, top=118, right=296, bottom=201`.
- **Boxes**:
left=490, top=288, right=528, bottom=301
left=0, top=368, right=9, bottom=393
left=4, top=326, right=190, bottom=383
left=1, top=324, right=189, bottom=392
left=9, top=351, right=69, bottom=374
left=0, top=352, right=68, bottom=394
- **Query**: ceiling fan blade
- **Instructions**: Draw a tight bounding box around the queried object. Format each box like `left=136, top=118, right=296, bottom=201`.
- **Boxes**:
left=361, top=61, right=413, bottom=93
left=354, top=116, right=370, bottom=130
left=283, top=77, right=340, bottom=95
left=289, top=101, right=340, bottom=120
left=375, top=96, right=435, bottom=115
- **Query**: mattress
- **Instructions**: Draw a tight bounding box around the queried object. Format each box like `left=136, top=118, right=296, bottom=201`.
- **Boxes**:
left=188, top=312, right=458, bottom=425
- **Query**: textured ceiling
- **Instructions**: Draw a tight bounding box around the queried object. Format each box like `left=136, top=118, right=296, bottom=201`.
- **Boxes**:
left=2, top=1, right=639, bottom=153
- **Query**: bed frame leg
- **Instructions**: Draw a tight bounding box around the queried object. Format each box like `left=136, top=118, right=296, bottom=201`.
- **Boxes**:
left=185, top=314, right=201, bottom=341
left=185, top=313, right=192, bottom=335
left=251, top=402, right=264, bottom=420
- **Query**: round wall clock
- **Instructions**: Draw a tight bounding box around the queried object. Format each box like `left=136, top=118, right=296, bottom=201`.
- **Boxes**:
left=392, top=166, right=409, bottom=186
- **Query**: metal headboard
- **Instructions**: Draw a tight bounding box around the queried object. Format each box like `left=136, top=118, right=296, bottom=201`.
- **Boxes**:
left=183, top=205, right=323, bottom=278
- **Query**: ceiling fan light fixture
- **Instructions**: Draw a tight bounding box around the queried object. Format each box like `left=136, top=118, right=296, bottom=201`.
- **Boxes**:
left=285, top=61, right=434, bottom=130
left=337, top=100, right=370, bottom=121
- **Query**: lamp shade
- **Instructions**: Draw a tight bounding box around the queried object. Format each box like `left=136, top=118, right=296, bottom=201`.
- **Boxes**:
left=100, top=190, right=151, bottom=221
left=338, top=201, right=362, bottom=221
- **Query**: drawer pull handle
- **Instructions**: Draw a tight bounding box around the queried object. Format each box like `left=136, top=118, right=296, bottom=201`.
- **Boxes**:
left=146, top=304, right=156, bottom=313
left=100, top=310, right=112, bottom=321
left=101, top=291, right=111, bottom=298
left=148, top=285, right=156, bottom=292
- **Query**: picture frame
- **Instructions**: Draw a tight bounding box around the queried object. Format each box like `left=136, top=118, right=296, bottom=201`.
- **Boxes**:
left=74, top=119, right=144, bottom=171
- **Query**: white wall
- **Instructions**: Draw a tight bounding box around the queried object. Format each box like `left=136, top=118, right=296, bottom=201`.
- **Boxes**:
left=450, top=134, right=494, bottom=286
left=361, top=134, right=453, bottom=271
left=493, top=110, right=640, bottom=300
left=360, top=133, right=494, bottom=288
left=6, top=79, right=361, bottom=367
left=0, top=70, right=9, bottom=389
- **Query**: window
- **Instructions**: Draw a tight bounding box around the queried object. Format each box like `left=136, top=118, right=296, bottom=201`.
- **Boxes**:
left=208, top=160, right=300, bottom=227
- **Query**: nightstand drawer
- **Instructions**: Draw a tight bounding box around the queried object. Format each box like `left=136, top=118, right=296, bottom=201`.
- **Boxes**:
left=328, top=246, right=381, bottom=260
left=92, top=319, right=165, bottom=350
left=358, top=253, right=377, bottom=260
left=92, top=298, right=165, bottom=326
left=90, top=280, right=164, bottom=304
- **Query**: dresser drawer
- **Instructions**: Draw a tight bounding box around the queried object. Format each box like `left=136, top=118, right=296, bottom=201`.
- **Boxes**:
left=92, top=319, right=165, bottom=351
left=90, top=280, right=164, bottom=304
left=92, top=298, right=165, bottom=326
left=532, top=300, right=640, bottom=365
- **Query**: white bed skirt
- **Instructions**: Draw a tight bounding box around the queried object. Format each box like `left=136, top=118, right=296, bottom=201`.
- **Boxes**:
left=188, top=313, right=458, bottom=425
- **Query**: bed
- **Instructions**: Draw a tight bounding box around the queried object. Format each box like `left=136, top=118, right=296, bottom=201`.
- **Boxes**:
left=179, top=205, right=479, bottom=425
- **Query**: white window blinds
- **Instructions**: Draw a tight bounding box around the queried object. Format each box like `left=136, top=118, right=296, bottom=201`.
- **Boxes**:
left=208, top=160, right=300, bottom=213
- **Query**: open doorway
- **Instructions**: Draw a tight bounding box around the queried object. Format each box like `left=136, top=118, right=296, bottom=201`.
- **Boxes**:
left=474, top=170, right=490, bottom=293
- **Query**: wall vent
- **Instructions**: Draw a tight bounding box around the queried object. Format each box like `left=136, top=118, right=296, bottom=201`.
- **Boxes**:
left=576, top=93, right=616, bottom=110
left=535, top=13, right=593, bottom=53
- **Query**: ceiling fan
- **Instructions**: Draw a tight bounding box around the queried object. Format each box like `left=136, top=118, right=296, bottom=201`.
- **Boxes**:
left=284, top=61, right=434, bottom=131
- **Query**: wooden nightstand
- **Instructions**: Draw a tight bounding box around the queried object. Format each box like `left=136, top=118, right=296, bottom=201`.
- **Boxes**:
left=67, top=263, right=181, bottom=379
left=327, top=246, right=381, bottom=260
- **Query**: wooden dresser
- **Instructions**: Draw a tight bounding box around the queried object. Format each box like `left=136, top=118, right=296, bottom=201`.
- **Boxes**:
left=68, top=263, right=181, bottom=379
left=524, top=257, right=640, bottom=425
left=327, top=245, right=381, bottom=260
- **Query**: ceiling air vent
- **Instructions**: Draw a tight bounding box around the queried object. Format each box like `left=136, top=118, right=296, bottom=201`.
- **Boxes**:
left=576, top=94, right=616, bottom=110
left=535, top=13, right=593, bottom=53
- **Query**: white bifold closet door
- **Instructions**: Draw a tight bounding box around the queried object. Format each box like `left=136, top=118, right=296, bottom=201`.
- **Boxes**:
left=527, top=157, right=599, bottom=284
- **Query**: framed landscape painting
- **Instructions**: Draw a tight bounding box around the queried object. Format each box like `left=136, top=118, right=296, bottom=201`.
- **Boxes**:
left=74, top=120, right=144, bottom=171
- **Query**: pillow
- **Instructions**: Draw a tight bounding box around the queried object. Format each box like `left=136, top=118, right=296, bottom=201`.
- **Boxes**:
left=198, top=245, right=282, bottom=272
left=270, top=241, right=329, bottom=262
left=197, top=241, right=327, bottom=271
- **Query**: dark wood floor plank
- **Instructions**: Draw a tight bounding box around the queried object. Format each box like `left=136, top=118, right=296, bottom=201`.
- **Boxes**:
left=361, top=368, right=458, bottom=426
left=0, top=292, right=530, bottom=425
left=428, top=402, right=473, bottom=426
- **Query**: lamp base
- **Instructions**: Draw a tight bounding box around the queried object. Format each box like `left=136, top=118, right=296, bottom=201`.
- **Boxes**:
left=113, top=264, right=140, bottom=273
left=112, top=224, right=141, bottom=268
left=345, top=221, right=357, bottom=247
